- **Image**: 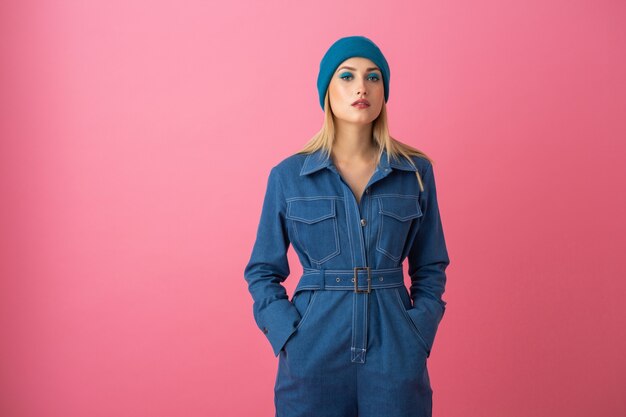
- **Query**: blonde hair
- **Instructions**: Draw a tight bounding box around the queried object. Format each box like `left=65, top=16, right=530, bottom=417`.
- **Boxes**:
left=297, top=91, right=433, bottom=192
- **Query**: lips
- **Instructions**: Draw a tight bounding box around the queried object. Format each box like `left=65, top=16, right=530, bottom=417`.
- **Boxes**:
left=352, top=99, right=370, bottom=106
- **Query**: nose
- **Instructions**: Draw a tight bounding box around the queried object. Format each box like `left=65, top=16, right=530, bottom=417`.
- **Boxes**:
left=356, top=76, right=367, bottom=96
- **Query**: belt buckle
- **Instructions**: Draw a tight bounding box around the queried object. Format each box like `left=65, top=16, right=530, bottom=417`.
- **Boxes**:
left=354, top=267, right=371, bottom=293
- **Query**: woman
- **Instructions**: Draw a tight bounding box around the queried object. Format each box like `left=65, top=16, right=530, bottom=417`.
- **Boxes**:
left=244, top=35, right=450, bottom=417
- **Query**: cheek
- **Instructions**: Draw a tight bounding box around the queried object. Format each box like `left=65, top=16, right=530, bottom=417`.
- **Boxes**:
left=329, top=84, right=349, bottom=103
left=372, top=83, right=385, bottom=96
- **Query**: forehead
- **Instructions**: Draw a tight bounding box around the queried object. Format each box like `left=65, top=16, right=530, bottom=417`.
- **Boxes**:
left=335, top=56, right=379, bottom=71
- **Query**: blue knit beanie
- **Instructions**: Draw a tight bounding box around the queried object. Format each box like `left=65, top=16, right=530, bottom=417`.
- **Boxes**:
left=317, top=35, right=390, bottom=111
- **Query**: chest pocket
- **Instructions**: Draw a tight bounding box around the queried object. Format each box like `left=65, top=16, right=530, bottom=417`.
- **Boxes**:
left=286, top=197, right=340, bottom=265
left=376, top=195, right=423, bottom=261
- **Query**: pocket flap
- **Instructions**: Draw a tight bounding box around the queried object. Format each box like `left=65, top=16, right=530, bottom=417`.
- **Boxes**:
left=286, top=198, right=336, bottom=224
left=378, top=196, right=423, bottom=221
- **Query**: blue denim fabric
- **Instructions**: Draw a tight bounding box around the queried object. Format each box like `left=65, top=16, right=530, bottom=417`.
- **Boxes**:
left=244, top=148, right=450, bottom=417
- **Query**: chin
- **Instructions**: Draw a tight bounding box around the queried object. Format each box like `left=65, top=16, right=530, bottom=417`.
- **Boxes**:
left=333, top=110, right=378, bottom=125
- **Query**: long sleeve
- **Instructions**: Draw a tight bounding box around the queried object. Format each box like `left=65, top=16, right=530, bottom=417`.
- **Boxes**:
left=244, top=166, right=301, bottom=357
left=406, top=162, right=450, bottom=357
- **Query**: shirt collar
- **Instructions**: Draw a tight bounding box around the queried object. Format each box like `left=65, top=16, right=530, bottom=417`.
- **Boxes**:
left=299, top=147, right=417, bottom=176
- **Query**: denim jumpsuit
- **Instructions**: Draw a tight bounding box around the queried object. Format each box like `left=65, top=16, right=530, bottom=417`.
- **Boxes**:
left=244, top=148, right=450, bottom=417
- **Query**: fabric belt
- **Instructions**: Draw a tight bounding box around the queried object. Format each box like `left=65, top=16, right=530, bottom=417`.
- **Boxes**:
left=295, top=266, right=405, bottom=294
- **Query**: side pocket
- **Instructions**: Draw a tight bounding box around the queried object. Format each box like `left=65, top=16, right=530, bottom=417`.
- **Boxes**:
left=291, top=290, right=319, bottom=331
left=393, top=287, right=430, bottom=355
left=283, top=290, right=318, bottom=354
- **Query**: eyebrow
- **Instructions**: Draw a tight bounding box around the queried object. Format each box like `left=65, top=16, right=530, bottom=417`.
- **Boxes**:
left=335, top=66, right=381, bottom=73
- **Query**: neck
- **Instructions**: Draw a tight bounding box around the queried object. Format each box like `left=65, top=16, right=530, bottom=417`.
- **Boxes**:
left=332, top=120, right=376, bottom=161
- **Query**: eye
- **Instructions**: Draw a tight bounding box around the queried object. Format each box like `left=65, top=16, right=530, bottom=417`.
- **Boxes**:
left=368, top=73, right=380, bottom=81
left=339, top=72, right=353, bottom=81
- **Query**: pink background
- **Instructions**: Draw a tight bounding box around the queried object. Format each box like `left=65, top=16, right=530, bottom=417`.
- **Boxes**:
left=1, top=1, right=625, bottom=416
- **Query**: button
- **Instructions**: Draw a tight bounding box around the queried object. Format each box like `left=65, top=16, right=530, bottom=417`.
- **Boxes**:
left=365, top=188, right=370, bottom=194
left=360, top=218, right=367, bottom=226
left=379, top=277, right=384, bottom=281
left=351, top=278, right=355, bottom=282
left=262, top=327, right=268, bottom=334
left=336, top=277, right=341, bottom=282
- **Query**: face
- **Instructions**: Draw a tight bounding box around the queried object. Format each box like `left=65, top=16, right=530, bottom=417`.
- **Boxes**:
left=327, top=57, right=384, bottom=125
